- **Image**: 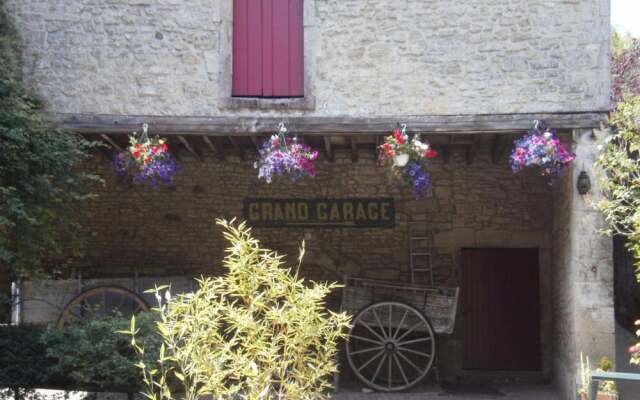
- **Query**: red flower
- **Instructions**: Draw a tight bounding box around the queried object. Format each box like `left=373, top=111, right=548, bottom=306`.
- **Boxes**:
left=629, top=344, right=639, bottom=353
left=392, top=128, right=405, bottom=145
left=425, top=149, right=438, bottom=159
left=160, top=143, right=168, bottom=152
left=134, top=143, right=142, bottom=150
left=382, top=142, right=395, bottom=157
left=132, top=150, right=141, bottom=158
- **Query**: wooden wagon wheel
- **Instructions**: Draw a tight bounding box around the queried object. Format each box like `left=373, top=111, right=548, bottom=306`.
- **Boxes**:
left=57, top=286, right=149, bottom=328
left=346, top=301, right=436, bottom=392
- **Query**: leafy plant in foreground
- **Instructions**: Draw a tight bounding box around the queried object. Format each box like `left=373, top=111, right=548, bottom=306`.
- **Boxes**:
left=123, top=219, right=351, bottom=400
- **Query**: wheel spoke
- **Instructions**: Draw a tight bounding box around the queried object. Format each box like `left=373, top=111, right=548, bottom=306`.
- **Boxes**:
left=387, top=351, right=393, bottom=389
left=393, top=309, right=409, bottom=340
left=397, top=349, right=424, bottom=373
left=396, top=320, right=426, bottom=342
left=351, top=334, right=384, bottom=346
left=371, top=353, right=387, bottom=383
left=349, top=346, right=383, bottom=356
left=357, top=349, right=385, bottom=372
left=398, top=346, right=432, bottom=359
left=393, top=353, right=409, bottom=385
left=371, top=308, right=388, bottom=339
left=388, top=304, right=393, bottom=338
left=356, top=320, right=386, bottom=343
left=399, top=337, right=433, bottom=346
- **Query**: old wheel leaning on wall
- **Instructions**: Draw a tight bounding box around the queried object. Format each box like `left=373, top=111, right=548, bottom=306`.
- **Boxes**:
left=346, top=301, right=436, bottom=392
left=56, top=286, right=149, bottom=328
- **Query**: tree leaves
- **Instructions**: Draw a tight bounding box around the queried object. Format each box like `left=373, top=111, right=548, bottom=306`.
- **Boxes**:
left=596, top=98, right=640, bottom=279
left=0, top=1, right=101, bottom=279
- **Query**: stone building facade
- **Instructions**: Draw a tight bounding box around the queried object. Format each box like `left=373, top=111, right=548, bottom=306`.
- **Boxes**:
left=5, top=1, right=613, bottom=399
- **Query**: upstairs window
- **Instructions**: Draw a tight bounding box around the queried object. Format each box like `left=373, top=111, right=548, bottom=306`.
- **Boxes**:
left=232, top=0, right=304, bottom=98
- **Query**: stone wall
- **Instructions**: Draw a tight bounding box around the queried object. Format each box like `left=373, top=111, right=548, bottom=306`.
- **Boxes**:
left=551, top=129, right=615, bottom=400
left=49, top=137, right=555, bottom=380
left=4, top=0, right=610, bottom=117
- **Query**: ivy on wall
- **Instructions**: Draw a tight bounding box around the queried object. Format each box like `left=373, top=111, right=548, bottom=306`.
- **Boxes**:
left=0, top=0, right=101, bottom=281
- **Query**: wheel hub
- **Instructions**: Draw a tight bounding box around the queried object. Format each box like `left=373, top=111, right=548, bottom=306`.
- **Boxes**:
left=384, top=341, right=397, bottom=353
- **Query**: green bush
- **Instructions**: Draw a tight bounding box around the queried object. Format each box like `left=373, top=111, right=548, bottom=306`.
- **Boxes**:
left=0, top=313, right=160, bottom=393
left=124, top=219, right=351, bottom=400
left=44, top=312, right=161, bottom=392
left=0, top=324, right=52, bottom=388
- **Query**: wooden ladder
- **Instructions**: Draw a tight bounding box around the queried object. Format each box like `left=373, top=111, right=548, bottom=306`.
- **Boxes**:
left=408, top=221, right=434, bottom=285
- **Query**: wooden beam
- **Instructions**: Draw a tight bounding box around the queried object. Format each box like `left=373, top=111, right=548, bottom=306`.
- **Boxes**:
left=202, top=136, right=225, bottom=160
left=465, top=136, right=480, bottom=165
left=53, top=112, right=609, bottom=136
left=178, top=135, right=201, bottom=160
left=227, top=136, right=246, bottom=161
left=441, top=145, right=451, bottom=164
left=374, top=135, right=381, bottom=160
left=100, top=134, right=123, bottom=152
left=491, top=134, right=512, bottom=164
left=202, top=135, right=216, bottom=152
left=251, top=136, right=262, bottom=153
left=350, top=136, right=358, bottom=162
left=323, top=136, right=334, bottom=162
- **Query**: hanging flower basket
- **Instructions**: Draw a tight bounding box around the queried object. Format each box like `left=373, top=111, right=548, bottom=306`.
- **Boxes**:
left=255, top=123, right=319, bottom=183
left=113, top=123, right=179, bottom=187
left=510, top=120, right=575, bottom=182
left=378, top=124, right=438, bottom=198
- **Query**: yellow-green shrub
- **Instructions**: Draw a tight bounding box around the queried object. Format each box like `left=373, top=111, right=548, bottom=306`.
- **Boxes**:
left=123, top=219, right=351, bottom=400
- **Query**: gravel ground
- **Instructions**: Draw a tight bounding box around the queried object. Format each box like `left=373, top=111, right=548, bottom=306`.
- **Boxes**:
left=10, top=385, right=560, bottom=400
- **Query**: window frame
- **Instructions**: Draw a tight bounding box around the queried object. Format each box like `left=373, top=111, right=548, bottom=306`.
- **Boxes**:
left=221, top=0, right=315, bottom=110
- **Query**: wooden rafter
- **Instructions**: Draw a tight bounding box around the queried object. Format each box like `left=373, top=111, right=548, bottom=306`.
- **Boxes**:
left=227, top=136, right=246, bottom=161
left=202, top=136, right=225, bottom=160
left=178, top=135, right=201, bottom=160
left=323, top=136, right=334, bottom=162
left=251, top=136, right=262, bottom=153
left=491, top=134, right=512, bottom=164
left=100, top=134, right=123, bottom=152
left=465, top=136, right=480, bottom=165
left=350, top=136, right=358, bottom=162
left=441, top=136, right=453, bottom=164
left=440, top=145, right=451, bottom=164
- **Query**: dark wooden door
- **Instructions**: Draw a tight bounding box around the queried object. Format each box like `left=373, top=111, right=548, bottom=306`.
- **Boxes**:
left=462, top=248, right=541, bottom=371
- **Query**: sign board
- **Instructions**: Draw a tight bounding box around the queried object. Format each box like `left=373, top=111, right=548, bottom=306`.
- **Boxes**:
left=243, top=198, right=395, bottom=228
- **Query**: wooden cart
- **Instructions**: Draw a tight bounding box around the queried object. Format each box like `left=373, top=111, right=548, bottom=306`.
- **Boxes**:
left=341, top=276, right=459, bottom=392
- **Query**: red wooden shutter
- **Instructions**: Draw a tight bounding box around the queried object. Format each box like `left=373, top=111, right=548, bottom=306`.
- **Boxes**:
left=233, top=0, right=304, bottom=97
left=232, top=0, right=263, bottom=96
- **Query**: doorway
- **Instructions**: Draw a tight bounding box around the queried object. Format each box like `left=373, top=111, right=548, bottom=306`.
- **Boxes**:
left=462, top=248, right=541, bottom=371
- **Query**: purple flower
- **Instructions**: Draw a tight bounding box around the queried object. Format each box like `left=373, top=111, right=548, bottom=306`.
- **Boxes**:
left=401, top=161, right=431, bottom=198
left=113, top=152, right=179, bottom=188
left=510, top=125, right=575, bottom=183
left=256, top=135, right=318, bottom=183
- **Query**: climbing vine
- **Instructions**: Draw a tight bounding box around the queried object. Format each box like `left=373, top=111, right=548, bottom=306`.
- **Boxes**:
left=0, top=0, right=100, bottom=280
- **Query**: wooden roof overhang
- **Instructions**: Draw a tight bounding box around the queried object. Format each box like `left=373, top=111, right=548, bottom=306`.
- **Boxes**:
left=52, top=111, right=608, bottom=164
